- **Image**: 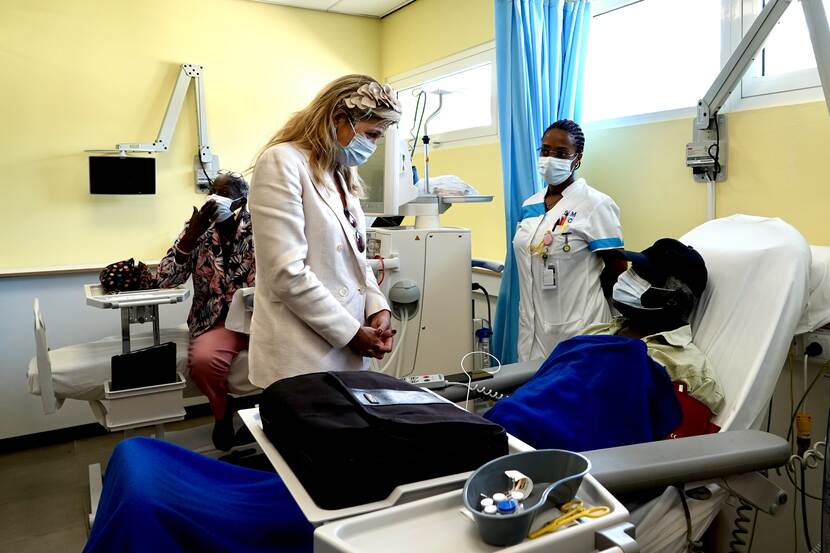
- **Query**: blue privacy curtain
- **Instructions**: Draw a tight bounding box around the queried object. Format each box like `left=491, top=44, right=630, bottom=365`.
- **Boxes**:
left=492, top=0, right=592, bottom=363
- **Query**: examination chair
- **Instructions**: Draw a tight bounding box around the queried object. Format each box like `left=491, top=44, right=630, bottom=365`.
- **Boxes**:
left=29, top=288, right=260, bottom=523
left=28, top=317, right=256, bottom=416
left=439, top=214, right=817, bottom=552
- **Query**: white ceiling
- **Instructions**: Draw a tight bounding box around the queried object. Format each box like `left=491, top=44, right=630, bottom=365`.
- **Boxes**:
left=254, top=0, right=416, bottom=18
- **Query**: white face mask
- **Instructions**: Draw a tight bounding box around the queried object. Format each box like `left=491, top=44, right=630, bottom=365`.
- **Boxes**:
left=208, top=194, right=241, bottom=223
left=612, top=268, right=658, bottom=310
left=537, top=156, right=574, bottom=186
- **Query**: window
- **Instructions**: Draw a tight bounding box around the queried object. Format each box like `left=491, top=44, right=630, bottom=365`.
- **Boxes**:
left=583, top=0, right=723, bottom=123
left=388, top=43, right=498, bottom=147
left=740, top=0, right=830, bottom=98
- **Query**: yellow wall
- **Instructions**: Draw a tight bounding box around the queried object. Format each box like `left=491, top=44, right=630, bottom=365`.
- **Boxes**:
left=380, top=0, right=493, bottom=77
left=0, top=0, right=380, bottom=270
left=381, top=0, right=830, bottom=261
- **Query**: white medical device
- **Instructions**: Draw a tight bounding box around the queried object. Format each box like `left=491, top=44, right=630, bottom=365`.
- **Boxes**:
left=359, top=123, right=419, bottom=217
left=687, top=0, right=830, bottom=191
left=367, top=227, right=473, bottom=379
left=359, top=115, right=492, bottom=229
left=86, top=63, right=219, bottom=192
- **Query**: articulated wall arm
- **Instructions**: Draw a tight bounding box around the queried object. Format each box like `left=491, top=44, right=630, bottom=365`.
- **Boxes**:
left=696, top=0, right=794, bottom=130
left=698, top=0, right=830, bottom=129
left=688, top=0, right=830, bottom=187
left=115, top=64, right=213, bottom=162
left=90, top=64, right=218, bottom=192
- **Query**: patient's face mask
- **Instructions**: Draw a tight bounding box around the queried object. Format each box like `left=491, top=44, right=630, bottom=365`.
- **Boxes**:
left=612, top=268, right=659, bottom=310
left=537, top=156, right=574, bottom=186
left=208, top=194, right=241, bottom=223
left=613, top=267, right=685, bottom=313
left=337, top=119, right=377, bottom=167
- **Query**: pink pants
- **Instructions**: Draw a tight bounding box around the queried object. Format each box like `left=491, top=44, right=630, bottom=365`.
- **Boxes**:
left=188, top=322, right=248, bottom=420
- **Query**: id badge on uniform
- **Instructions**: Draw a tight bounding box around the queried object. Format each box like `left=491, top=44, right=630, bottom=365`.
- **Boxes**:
left=541, top=258, right=558, bottom=290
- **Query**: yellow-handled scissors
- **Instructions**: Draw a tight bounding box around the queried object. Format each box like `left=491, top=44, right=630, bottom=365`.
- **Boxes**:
left=528, top=499, right=611, bottom=539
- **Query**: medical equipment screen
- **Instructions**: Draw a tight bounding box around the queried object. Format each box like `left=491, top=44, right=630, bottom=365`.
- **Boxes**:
left=89, top=156, right=156, bottom=195
left=358, top=137, right=386, bottom=213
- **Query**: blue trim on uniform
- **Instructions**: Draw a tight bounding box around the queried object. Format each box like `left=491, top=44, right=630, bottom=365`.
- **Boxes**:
left=520, top=203, right=545, bottom=221
left=588, top=237, right=624, bottom=251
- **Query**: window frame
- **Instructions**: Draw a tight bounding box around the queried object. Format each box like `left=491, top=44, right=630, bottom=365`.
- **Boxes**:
left=734, top=0, right=827, bottom=101
left=386, top=42, right=499, bottom=149
left=584, top=0, right=826, bottom=129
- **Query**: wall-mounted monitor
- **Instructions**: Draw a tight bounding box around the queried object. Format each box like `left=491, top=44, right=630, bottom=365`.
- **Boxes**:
left=89, top=156, right=156, bottom=195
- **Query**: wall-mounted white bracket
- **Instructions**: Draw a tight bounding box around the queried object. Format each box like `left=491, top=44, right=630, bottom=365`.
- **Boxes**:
left=686, top=114, right=728, bottom=183
left=88, top=64, right=219, bottom=192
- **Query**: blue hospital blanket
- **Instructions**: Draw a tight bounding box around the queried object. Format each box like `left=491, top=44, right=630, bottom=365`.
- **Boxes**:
left=84, top=437, right=313, bottom=553
left=484, top=335, right=681, bottom=451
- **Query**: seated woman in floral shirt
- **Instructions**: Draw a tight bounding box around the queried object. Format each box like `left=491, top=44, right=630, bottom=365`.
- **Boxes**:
left=157, top=171, right=255, bottom=450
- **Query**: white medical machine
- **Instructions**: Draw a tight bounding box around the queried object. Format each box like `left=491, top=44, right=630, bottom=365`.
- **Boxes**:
left=360, top=124, right=493, bottom=378
left=86, top=63, right=219, bottom=192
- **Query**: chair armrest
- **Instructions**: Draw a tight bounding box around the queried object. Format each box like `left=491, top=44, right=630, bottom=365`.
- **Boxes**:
left=435, top=360, right=543, bottom=402
left=583, top=430, right=790, bottom=494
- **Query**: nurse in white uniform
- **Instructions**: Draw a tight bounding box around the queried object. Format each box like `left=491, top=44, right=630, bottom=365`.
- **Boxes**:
left=513, top=119, right=626, bottom=361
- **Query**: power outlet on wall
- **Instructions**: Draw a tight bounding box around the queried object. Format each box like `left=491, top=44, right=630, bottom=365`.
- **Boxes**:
left=795, top=329, right=830, bottom=362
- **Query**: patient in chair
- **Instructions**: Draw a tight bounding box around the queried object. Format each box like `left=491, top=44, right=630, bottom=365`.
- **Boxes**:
left=485, top=238, right=724, bottom=451
left=156, top=171, right=255, bottom=451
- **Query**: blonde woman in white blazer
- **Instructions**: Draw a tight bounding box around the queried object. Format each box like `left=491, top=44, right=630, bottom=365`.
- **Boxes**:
left=248, top=75, right=400, bottom=387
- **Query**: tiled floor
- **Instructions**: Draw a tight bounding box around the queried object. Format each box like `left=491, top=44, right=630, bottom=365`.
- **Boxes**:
left=0, top=416, right=213, bottom=553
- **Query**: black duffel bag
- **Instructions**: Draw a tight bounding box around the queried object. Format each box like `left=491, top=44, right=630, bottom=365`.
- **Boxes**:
left=260, top=371, right=508, bottom=510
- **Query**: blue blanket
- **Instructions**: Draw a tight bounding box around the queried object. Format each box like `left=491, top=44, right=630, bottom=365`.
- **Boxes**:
left=484, top=335, right=681, bottom=451
left=84, top=437, right=313, bottom=553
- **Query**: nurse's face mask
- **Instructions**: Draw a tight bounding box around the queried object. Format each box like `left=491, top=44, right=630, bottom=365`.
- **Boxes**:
left=336, top=118, right=377, bottom=167
left=537, top=157, right=575, bottom=186
left=537, top=143, right=579, bottom=186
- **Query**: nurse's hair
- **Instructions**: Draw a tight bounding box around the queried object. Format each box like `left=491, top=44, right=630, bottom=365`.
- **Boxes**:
left=253, top=74, right=401, bottom=196
left=543, top=119, right=586, bottom=154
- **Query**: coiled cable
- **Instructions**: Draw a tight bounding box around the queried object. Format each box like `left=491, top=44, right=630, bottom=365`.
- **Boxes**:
left=728, top=500, right=754, bottom=553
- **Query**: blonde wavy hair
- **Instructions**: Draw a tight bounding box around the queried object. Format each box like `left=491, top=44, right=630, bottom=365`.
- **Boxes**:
left=253, top=74, right=401, bottom=196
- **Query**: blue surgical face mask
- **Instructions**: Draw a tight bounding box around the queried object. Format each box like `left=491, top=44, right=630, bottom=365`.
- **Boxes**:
left=336, top=119, right=377, bottom=167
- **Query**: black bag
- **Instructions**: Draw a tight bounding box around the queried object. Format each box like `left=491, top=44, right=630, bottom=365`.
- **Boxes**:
left=99, top=258, right=157, bottom=293
left=260, top=371, right=508, bottom=510
left=111, top=342, right=177, bottom=391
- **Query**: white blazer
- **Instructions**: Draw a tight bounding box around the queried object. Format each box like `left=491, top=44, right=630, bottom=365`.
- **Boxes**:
left=248, top=143, right=389, bottom=387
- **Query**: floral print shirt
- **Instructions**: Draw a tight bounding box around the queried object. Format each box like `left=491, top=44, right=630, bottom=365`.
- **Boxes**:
left=157, top=211, right=255, bottom=337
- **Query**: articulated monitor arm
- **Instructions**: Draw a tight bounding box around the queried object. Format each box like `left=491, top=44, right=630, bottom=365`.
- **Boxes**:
left=698, top=0, right=830, bottom=127
left=688, top=0, right=830, bottom=183
left=109, top=64, right=218, bottom=192
left=116, top=64, right=212, bottom=158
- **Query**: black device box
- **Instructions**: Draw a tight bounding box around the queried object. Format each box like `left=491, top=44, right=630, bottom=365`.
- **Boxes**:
left=110, top=342, right=177, bottom=391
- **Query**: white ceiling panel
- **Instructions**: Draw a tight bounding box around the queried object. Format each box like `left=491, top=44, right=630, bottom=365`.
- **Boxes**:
left=253, top=0, right=414, bottom=18
left=255, top=0, right=334, bottom=11
left=330, top=0, right=413, bottom=17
